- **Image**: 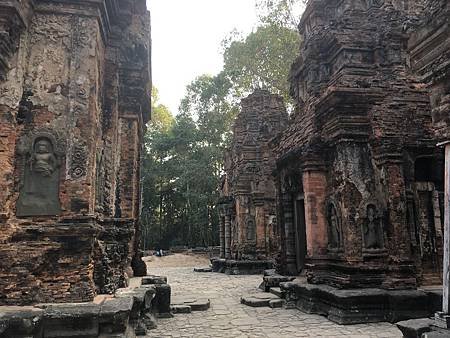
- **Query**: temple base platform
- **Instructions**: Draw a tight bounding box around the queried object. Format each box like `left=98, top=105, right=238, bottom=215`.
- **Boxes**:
left=281, top=279, right=442, bottom=325
left=210, top=257, right=273, bottom=275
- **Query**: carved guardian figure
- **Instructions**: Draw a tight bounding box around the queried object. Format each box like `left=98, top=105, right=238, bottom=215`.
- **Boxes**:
left=16, top=134, right=63, bottom=216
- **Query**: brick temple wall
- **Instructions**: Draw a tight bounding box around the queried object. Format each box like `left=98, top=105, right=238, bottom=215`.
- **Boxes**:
left=273, top=0, right=444, bottom=286
left=219, top=90, right=288, bottom=260
left=0, top=0, right=150, bottom=305
left=408, top=0, right=450, bottom=141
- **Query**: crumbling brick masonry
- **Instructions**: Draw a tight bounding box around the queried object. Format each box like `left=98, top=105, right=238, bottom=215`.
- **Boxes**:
left=0, top=0, right=151, bottom=305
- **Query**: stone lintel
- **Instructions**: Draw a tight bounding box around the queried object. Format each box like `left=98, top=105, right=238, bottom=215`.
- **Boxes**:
left=301, top=158, right=327, bottom=173
left=252, top=196, right=275, bottom=206
left=372, top=152, right=405, bottom=165
left=275, top=147, right=302, bottom=169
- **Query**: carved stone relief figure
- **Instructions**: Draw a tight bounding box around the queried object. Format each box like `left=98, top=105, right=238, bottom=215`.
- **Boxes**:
left=363, top=204, right=384, bottom=250
left=17, top=133, right=64, bottom=216
left=283, top=172, right=301, bottom=194
left=327, top=203, right=342, bottom=250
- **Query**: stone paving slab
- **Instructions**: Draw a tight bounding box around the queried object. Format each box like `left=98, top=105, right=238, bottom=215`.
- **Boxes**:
left=171, top=296, right=210, bottom=311
left=241, top=292, right=281, bottom=307
left=145, top=267, right=403, bottom=338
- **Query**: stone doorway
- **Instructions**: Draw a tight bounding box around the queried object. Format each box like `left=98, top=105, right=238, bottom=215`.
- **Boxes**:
left=412, top=182, right=443, bottom=285
left=294, top=196, right=307, bottom=273
left=411, top=156, right=444, bottom=285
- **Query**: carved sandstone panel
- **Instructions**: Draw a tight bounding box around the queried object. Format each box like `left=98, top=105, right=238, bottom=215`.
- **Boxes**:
left=16, top=130, right=65, bottom=216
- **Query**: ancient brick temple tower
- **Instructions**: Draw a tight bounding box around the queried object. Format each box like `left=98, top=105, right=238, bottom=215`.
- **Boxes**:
left=406, top=0, right=450, bottom=332
left=273, top=0, right=444, bottom=293
left=216, top=90, right=288, bottom=274
left=277, top=0, right=443, bottom=289
left=0, top=0, right=151, bottom=305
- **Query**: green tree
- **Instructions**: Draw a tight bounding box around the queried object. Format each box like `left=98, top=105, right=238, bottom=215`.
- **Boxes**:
left=142, top=1, right=306, bottom=250
left=222, top=24, right=300, bottom=104
left=149, top=87, right=174, bottom=133
left=256, top=0, right=306, bottom=29
left=142, top=77, right=235, bottom=249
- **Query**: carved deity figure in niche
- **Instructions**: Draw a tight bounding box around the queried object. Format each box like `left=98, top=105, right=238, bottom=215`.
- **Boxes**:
left=327, top=203, right=342, bottom=250
left=17, top=135, right=62, bottom=216
left=32, top=138, right=57, bottom=176
left=363, top=204, right=383, bottom=250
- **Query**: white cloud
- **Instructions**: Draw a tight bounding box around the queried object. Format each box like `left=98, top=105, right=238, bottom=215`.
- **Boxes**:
left=148, top=0, right=258, bottom=114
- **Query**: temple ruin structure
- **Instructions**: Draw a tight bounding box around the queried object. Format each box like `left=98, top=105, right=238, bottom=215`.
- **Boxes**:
left=274, top=0, right=445, bottom=289
left=0, top=0, right=151, bottom=306
left=401, top=0, right=450, bottom=333
left=215, top=90, right=288, bottom=274
left=253, top=0, right=449, bottom=324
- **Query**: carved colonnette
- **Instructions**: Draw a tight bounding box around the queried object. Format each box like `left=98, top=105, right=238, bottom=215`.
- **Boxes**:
left=0, top=0, right=150, bottom=305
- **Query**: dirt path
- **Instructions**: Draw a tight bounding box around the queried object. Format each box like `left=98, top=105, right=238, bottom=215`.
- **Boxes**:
left=144, top=253, right=210, bottom=268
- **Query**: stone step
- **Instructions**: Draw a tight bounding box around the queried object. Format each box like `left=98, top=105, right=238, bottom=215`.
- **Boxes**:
left=171, top=297, right=210, bottom=312
left=262, top=275, right=296, bottom=292
left=142, top=275, right=168, bottom=285
left=194, top=267, right=213, bottom=273
left=240, top=293, right=280, bottom=308
left=171, top=305, right=192, bottom=314
left=269, top=299, right=285, bottom=308
left=269, top=287, right=284, bottom=298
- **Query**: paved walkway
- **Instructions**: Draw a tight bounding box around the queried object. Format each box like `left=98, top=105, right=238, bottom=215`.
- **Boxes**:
left=146, top=257, right=402, bottom=338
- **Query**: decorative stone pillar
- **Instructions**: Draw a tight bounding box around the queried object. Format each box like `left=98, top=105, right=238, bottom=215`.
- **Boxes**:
left=219, top=211, right=226, bottom=258
left=282, top=192, right=296, bottom=275
left=436, top=142, right=450, bottom=327
left=302, top=169, right=328, bottom=259
left=384, top=160, right=411, bottom=259
left=444, top=144, right=450, bottom=313
left=225, top=210, right=232, bottom=259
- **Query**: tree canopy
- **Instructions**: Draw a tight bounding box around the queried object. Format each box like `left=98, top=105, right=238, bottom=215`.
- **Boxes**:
left=222, top=24, right=300, bottom=104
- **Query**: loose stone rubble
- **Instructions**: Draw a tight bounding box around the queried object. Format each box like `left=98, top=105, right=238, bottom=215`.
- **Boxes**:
left=0, top=275, right=173, bottom=337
